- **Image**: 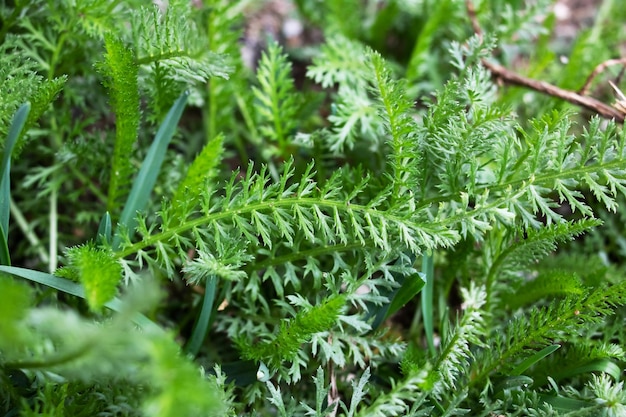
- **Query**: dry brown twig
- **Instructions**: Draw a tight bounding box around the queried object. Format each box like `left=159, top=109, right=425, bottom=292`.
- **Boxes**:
left=579, top=58, right=626, bottom=96
left=465, top=0, right=625, bottom=123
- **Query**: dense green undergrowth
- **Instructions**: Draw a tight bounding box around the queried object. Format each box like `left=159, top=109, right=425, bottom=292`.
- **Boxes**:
left=2, top=0, right=626, bottom=416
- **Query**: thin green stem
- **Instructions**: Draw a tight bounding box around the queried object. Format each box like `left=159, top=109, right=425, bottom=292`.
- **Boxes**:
left=5, top=342, right=93, bottom=370
left=483, top=230, right=508, bottom=314
left=9, top=197, right=49, bottom=264
left=44, top=26, right=70, bottom=273
left=235, top=92, right=260, bottom=143
left=48, top=31, right=68, bottom=82
left=69, top=165, right=107, bottom=203
left=421, top=253, right=435, bottom=356
left=206, top=80, right=217, bottom=143
left=114, top=197, right=423, bottom=259
left=49, top=187, right=58, bottom=273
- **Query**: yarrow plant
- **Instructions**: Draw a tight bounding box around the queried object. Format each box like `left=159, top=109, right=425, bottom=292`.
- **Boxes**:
left=2, top=0, right=626, bottom=416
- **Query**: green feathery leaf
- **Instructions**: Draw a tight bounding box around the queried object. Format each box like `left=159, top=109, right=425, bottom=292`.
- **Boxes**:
left=239, top=294, right=346, bottom=368
left=63, top=243, right=122, bottom=312
left=171, top=133, right=224, bottom=221
left=253, top=40, right=300, bottom=154
left=100, top=34, right=140, bottom=213
left=368, top=50, right=421, bottom=201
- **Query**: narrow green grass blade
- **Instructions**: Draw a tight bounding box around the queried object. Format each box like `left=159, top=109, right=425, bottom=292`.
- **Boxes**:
left=555, top=359, right=622, bottom=382
left=104, top=297, right=163, bottom=333
left=421, top=254, right=435, bottom=356
left=0, top=225, right=11, bottom=265
left=539, top=394, right=596, bottom=412
left=0, top=179, right=8, bottom=256
left=1, top=103, right=31, bottom=235
left=97, top=211, right=112, bottom=245
left=385, top=271, right=425, bottom=321
left=406, top=0, right=452, bottom=83
left=367, top=254, right=422, bottom=330
left=511, top=344, right=561, bottom=376
left=185, top=276, right=217, bottom=356
left=494, top=375, right=534, bottom=392
left=0, top=265, right=85, bottom=297
left=0, top=265, right=159, bottom=331
left=113, top=91, right=189, bottom=250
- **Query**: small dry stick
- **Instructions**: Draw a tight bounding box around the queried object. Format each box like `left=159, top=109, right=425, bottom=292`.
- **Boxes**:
left=579, top=58, right=626, bottom=96
left=465, top=0, right=625, bottom=123
left=466, top=0, right=482, bottom=36
left=609, top=80, right=626, bottom=114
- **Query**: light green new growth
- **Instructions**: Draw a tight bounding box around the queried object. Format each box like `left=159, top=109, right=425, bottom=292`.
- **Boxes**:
left=368, top=50, right=421, bottom=201
left=4, top=1, right=626, bottom=416
left=101, top=34, right=139, bottom=212
left=0, top=38, right=66, bottom=154
left=61, top=243, right=121, bottom=312
left=253, top=40, right=300, bottom=155
left=171, top=133, right=225, bottom=220
left=98, top=1, right=231, bottom=213
left=239, top=295, right=346, bottom=367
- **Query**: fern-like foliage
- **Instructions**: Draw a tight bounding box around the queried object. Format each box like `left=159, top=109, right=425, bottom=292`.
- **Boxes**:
left=368, top=50, right=421, bottom=201
left=116, top=159, right=457, bottom=270
left=418, top=76, right=626, bottom=241
left=306, top=34, right=368, bottom=89
left=56, top=0, right=137, bottom=38
left=6, top=2, right=626, bottom=415
left=92, top=1, right=232, bottom=213
left=201, top=0, right=247, bottom=140
left=130, top=0, right=230, bottom=119
left=170, top=133, right=224, bottom=222
left=56, top=243, right=121, bottom=312
left=485, top=219, right=600, bottom=311
left=99, top=35, right=140, bottom=212
left=95, top=35, right=626, bottom=413
left=0, top=37, right=66, bottom=154
left=253, top=40, right=301, bottom=157
left=471, top=279, right=626, bottom=387
left=307, top=35, right=380, bottom=156
left=238, top=294, right=346, bottom=368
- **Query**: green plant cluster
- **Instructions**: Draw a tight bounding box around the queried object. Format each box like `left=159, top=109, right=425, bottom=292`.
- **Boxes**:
left=2, top=0, right=626, bottom=416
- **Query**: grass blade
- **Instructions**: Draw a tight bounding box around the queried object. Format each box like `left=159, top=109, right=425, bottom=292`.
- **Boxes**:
left=1, top=103, right=31, bottom=242
left=113, top=91, right=189, bottom=250
left=421, top=253, right=435, bottom=356
left=406, top=0, right=452, bottom=83
left=554, top=358, right=622, bottom=382
left=185, top=276, right=217, bottom=356
left=385, top=271, right=426, bottom=321
left=0, top=225, right=11, bottom=266
left=540, top=395, right=595, bottom=412
left=511, top=344, right=561, bottom=376
left=0, top=265, right=159, bottom=332
left=0, top=265, right=85, bottom=297
left=494, top=375, right=534, bottom=393
left=367, top=255, right=424, bottom=330
left=97, top=211, right=112, bottom=245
